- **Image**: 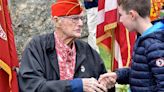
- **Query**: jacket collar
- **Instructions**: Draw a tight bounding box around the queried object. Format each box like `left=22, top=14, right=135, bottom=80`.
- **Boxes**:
left=47, top=32, right=60, bottom=79
left=74, top=40, right=86, bottom=72
left=142, top=21, right=164, bottom=37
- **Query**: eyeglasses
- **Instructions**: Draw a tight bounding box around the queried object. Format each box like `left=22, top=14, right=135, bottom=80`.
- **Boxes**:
left=61, top=16, right=84, bottom=23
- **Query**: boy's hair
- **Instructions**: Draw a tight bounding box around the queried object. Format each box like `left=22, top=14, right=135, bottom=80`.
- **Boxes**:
left=117, top=0, right=151, bottom=18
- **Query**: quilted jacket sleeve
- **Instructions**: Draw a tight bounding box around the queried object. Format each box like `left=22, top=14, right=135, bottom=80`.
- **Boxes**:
left=115, top=68, right=130, bottom=84
left=146, top=36, right=164, bottom=92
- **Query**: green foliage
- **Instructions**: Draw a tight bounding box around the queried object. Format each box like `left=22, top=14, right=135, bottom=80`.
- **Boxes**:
left=99, top=46, right=112, bottom=70
left=116, top=84, right=131, bottom=92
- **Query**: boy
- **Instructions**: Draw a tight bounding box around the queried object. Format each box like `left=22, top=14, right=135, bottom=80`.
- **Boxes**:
left=99, top=0, right=164, bottom=92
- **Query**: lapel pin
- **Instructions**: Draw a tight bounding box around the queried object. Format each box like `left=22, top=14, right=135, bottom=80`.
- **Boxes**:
left=81, top=65, right=85, bottom=72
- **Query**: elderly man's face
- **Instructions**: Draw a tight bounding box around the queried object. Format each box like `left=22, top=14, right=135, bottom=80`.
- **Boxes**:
left=58, top=13, right=84, bottom=38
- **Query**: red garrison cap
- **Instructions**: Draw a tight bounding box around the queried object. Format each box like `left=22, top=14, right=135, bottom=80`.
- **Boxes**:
left=51, top=0, right=83, bottom=17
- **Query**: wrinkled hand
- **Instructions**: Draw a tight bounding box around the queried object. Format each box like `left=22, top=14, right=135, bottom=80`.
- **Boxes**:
left=98, top=72, right=117, bottom=89
left=82, top=77, right=107, bottom=92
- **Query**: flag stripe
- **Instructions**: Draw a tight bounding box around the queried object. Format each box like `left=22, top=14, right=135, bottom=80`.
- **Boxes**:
left=97, top=31, right=112, bottom=44
left=0, top=59, right=12, bottom=87
left=104, top=9, right=117, bottom=25
left=105, top=0, right=117, bottom=12
left=97, top=9, right=105, bottom=25
left=113, top=23, right=135, bottom=69
left=97, top=6, right=117, bottom=26
left=0, top=0, right=7, bottom=32
left=125, top=29, right=131, bottom=67
left=98, top=0, right=105, bottom=11
left=114, top=40, right=123, bottom=68
left=97, top=22, right=105, bottom=37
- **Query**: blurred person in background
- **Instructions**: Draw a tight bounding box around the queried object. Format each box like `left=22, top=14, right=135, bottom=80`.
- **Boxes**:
left=84, top=0, right=99, bottom=52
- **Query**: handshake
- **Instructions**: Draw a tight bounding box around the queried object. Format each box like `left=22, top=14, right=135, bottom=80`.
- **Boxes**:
left=82, top=72, right=117, bottom=92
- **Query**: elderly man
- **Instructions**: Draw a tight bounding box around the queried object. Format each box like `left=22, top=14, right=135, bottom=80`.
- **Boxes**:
left=18, top=0, right=115, bottom=92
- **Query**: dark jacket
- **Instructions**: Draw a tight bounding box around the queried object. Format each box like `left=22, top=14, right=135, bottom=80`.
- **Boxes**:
left=84, top=0, right=98, bottom=9
left=116, top=21, right=164, bottom=92
left=18, top=32, right=114, bottom=92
